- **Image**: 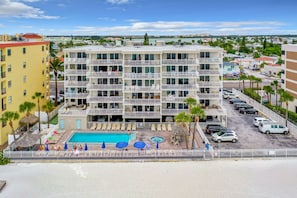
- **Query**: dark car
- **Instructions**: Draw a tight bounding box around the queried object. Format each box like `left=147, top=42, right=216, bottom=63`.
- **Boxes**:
left=239, top=107, right=258, bottom=114
left=229, top=98, right=246, bottom=104
left=234, top=103, right=252, bottom=110
left=205, top=124, right=224, bottom=134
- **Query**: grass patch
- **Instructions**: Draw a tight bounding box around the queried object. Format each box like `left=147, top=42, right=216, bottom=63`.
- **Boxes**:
left=50, top=114, right=58, bottom=125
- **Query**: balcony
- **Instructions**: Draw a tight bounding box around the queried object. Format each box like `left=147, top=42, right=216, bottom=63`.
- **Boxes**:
left=64, top=69, right=87, bottom=75
left=87, top=84, right=122, bottom=90
left=65, top=93, right=88, bottom=98
left=87, top=108, right=123, bottom=115
left=162, top=59, right=197, bottom=65
left=87, top=96, right=123, bottom=103
left=198, top=81, right=221, bottom=87
left=197, top=69, right=220, bottom=75
left=87, top=59, right=122, bottom=65
left=64, top=81, right=88, bottom=87
left=1, top=55, right=5, bottom=62
left=64, top=58, right=87, bottom=64
left=199, top=58, right=221, bottom=64
left=162, top=96, right=192, bottom=103
left=124, top=60, right=161, bottom=65
left=124, top=112, right=161, bottom=118
left=1, top=88, right=6, bottom=94
left=125, top=99, right=161, bottom=105
left=162, top=71, right=199, bottom=78
left=1, top=72, right=6, bottom=78
left=124, top=73, right=160, bottom=79
left=197, top=93, right=220, bottom=99
left=87, top=71, right=122, bottom=78
left=162, top=84, right=199, bottom=90
left=2, top=104, right=6, bottom=111
left=124, top=85, right=161, bottom=92
left=162, top=109, right=189, bottom=115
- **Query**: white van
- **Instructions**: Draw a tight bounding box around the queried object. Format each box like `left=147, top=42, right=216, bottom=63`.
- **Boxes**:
left=258, top=123, right=289, bottom=134
left=223, top=92, right=238, bottom=99
left=253, top=117, right=271, bottom=127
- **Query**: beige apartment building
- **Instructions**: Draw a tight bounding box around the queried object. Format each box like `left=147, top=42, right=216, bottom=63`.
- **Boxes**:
left=281, top=44, right=297, bottom=113
left=59, top=42, right=226, bottom=130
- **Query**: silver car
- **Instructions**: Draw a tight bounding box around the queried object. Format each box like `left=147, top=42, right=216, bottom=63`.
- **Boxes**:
left=212, top=131, right=238, bottom=143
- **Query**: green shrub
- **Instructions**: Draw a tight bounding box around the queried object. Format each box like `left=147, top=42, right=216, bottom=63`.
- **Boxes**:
left=0, top=151, right=10, bottom=165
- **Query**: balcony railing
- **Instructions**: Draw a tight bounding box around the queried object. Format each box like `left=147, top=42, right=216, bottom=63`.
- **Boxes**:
left=124, top=60, right=161, bottom=65
left=87, top=71, right=122, bottom=78
left=124, top=112, right=161, bottom=118
left=162, top=96, right=189, bottom=103
left=124, top=85, right=161, bottom=92
left=64, top=69, right=87, bottom=75
left=0, top=55, right=5, bottom=62
left=162, top=59, right=197, bottom=65
left=125, top=99, right=161, bottom=105
left=1, top=72, right=6, bottom=78
left=197, top=69, right=220, bottom=75
left=87, top=59, right=123, bottom=65
left=87, top=84, right=122, bottom=90
left=197, top=93, right=220, bottom=99
left=64, top=81, right=88, bottom=87
left=2, top=104, right=6, bottom=111
left=87, top=108, right=123, bottom=115
left=162, top=109, right=189, bottom=115
left=199, top=58, right=221, bottom=63
left=1, top=88, right=6, bottom=94
left=64, top=58, right=87, bottom=64
left=124, top=73, right=160, bottom=79
left=87, top=96, right=123, bottom=103
left=162, top=84, right=199, bottom=90
left=162, top=71, right=199, bottom=78
left=65, top=93, right=88, bottom=98
left=198, top=81, right=221, bottom=87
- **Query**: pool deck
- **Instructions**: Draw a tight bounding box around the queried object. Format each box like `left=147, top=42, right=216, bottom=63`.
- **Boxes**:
left=46, top=124, right=204, bottom=151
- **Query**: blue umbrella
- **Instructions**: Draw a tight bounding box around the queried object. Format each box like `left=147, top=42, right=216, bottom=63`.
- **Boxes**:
left=102, top=141, right=106, bottom=150
left=64, top=142, right=68, bottom=151
left=115, top=142, right=128, bottom=150
left=133, top=141, right=146, bottom=150
left=45, top=143, right=49, bottom=151
left=156, top=142, right=159, bottom=150
left=84, top=143, right=88, bottom=151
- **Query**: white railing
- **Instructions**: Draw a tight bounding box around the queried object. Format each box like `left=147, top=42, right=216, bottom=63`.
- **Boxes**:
left=199, top=58, right=221, bottom=63
left=64, top=81, right=88, bottom=86
left=86, top=71, right=123, bottom=78
left=87, top=59, right=123, bottom=65
left=64, top=70, right=87, bottom=75
left=124, top=86, right=161, bottom=92
left=124, top=73, right=160, bottom=79
left=65, top=93, right=88, bottom=98
left=162, top=59, right=197, bottom=64
left=162, top=84, right=199, bottom=90
left=87, top=109, right=123, bottom=115
left=162, top=72, right=199, bottom=78
left=124, top=60, right=161, bottom=65
left=198, top=69, right=220, bottom=75
left=87, top=96, right=123, bottom=103
left=197, top=93, right=220, bottom=99
left=125, top=112, right=161, bottom=118
left=64, top=58, right=87, bottom=64
left=125, top=99, right=160, bottom=105
left=198, top=81, right=221, bottom=87
left=162, top=109, right=188, bottom=115
left=87, top=84, right=122, bottom=90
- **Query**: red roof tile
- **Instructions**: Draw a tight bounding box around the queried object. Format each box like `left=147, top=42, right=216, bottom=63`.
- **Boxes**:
left=22, top=33, right=42, bottom=39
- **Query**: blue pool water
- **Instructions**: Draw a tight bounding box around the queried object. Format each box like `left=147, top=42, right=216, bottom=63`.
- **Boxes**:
left=150, top=136, right=165, bottom=143
left=68, top=132, right=135, bottom=144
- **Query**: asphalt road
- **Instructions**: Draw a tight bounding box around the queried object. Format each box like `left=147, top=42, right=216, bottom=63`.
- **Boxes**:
left=207, top=99, right=297, bottom=149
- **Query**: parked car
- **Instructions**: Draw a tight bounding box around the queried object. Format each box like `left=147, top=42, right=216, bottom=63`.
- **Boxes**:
left=253, top=117, right=271, bottom=127
left=212, top=130, right=238, bottom=143
left=205, top=124, right=225, bottom=134
left=234, top=103, right=252, bottom=110
left=223, top=92, right=238, bottom=99
left=229, top=98, right=246, bottom=104
left=239, top=107, right=258, bottom=114
left=258, top=123, right=289, bottom=134
left=49, top=95, right=64, bottom=104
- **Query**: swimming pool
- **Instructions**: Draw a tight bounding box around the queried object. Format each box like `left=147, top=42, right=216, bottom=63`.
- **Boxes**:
left=68, top=132, right=135, bottom=144
left=150, top=136, right=165, bottom=143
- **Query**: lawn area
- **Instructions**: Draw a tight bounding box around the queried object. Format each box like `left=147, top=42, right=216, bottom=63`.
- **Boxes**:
left=50, top=114, right=58, bottom=125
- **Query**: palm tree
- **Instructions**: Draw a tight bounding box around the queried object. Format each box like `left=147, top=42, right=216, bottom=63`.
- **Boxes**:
left=271, top=80, right=279, bottom=106
left=248, top=75, right=256, bottom=89
left=42, top=101, right=55, bottom=128
left=0, top=111, right=20, bottom=141
left=19, top=102, right=36, bottom=133
left=263, top=85, right=274, bottom=104
left=184, top=97, right=197, bottom=111
left=32, top=92, right=44, bottom=132
left=277, top=89, right=284, bottom=107
left=279, top=91, right=294, bottom=126
left=50, top=57, right=64, bottom=106
left=190, top=106, right=206, bottom=149
left=239, top=73, right=248, bottom=90
left=255, top=77, right=262, bottom=90
left=174, top=112, right=192, bottom=149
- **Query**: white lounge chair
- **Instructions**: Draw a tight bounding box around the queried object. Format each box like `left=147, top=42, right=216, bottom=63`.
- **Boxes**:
left=132, top=123, right=137, bottom=131
left=101, top=123, right=107, bottom=131
left=157, top=124, right=162, bottom=131
left=167, top=123, right=172, bottom=132
left=107, top=123, right=112, bottom=130
left=90, top=123, right=97, bottom=130
left=127, top=123, right=132, bottom=131
left=151, top=124, right=156, bottom=131
left=162, top=124, right=167, bottom=131
left=116, top=123, right=121, bottom=130
left=121, top=123, right=126, bottom=131
left=96, top=123, right=102, bottom=130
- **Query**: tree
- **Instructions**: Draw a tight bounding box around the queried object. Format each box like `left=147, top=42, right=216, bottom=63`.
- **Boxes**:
left=255, top=77, right=262, bottom=90
left=0, top=111, right=20, bottom=141
left=271, top=80, right=279, bottom=106
left=190, top=106, right=205, bottom=149
left=19, top=102, right=36, bottom=133
left=50, top=57, right=64, bottom=106
left=248, top=75, right=256, bottom=89
left=184, top=97, right=197, bottom=111
left=263, top=85, right=274, bottom=104
left=42, top=101, right=55, bottom=128
left=239, top=73, right=248, bottom=90
left=277, top=89, right=285, bottom=107
left=174, top=112, right=192, bottom=149
left=279, top=91, right=294, bottom=126
left=32, top=92, right=44, bottom=132
left=144, top=33, right=149, bottom=45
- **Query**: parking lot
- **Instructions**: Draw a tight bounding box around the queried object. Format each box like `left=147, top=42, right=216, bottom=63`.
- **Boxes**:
left=207, top=99, right=297, bottom=149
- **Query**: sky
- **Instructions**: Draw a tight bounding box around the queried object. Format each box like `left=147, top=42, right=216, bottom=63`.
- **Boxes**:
left=0, top=0, right=297, bottom=36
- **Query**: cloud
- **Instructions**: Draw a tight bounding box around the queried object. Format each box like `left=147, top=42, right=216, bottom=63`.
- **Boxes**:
left=98, top=17, right=116, bottom=22
left=0, top=0, right=59, bottom=19
left=72, top=20, right=288, bottom=35
left=106, top=0, right=130, bottom=4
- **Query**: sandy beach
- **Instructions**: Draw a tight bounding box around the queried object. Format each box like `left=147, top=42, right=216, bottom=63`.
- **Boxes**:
left=1, top=159, right=297, bottom=198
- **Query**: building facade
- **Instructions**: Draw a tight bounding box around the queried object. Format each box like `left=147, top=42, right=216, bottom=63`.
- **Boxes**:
left=0, top=40, right=50, bottom=147
left=59, top=44, right=226, bottom=130
left=281, top=44, right=297, bottom=113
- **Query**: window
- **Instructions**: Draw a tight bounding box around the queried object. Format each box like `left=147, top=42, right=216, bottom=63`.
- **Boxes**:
left=7, top=65, right=11, bottom=72
left=8, top=81, right=12, bottom=88
left=23, top=76, right=27, bottom=83
left=7, top=49, right=11, bottom=56
left=8, top=96, right=12, bottom=103
left=42, top=46, right=44, bottom=51
left=23, top=48, right=26, bottom=54
left=23, top=62, right=26, bottom=68
left=23, top=89, right=27, bottom=96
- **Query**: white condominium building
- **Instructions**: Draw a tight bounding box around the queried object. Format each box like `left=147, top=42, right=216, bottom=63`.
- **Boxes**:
left=59, top=43, right=226, bottom=130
